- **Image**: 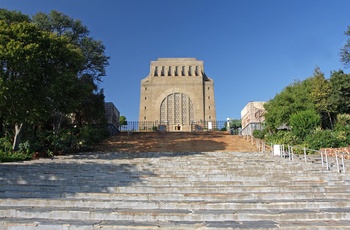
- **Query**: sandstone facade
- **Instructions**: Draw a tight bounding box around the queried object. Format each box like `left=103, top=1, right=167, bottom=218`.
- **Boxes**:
left=241, top=101, right=266, bottom=135
left=139, top=58, right=216, bottom=131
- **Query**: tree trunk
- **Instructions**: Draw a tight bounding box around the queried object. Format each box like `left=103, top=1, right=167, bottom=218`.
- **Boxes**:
left=13, top=123, right=24, bottom=151
left=53, top=111, right=63, bottom=134
left=328, top=112, right=334, bottom=130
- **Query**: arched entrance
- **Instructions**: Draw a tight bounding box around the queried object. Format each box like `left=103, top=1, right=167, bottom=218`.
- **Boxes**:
left=160, top=93, right=194, bottom=131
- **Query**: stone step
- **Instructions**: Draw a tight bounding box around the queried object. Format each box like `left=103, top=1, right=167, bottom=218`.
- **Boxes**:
left=2, top=189, right=350, bottom=200
left=2, top=170, right=346, bottom=179
left=0, top=160, right=339, bottom=168
left=69, top=192, right=350, bottom=201
left=0, top=165, right=345, bottom=176
left=0, top=206, right=350, bottom=222
left=1, top=198, right=350, bottom=210
left=1, top=184, right=349, bottom=194
left=1, top=179, right=349, bottom=187
left=0, top=160, right=328, bottom=168
left=0, top=148, right=349, bottom=229
left=2, top=217, right=350, bottom=230
left=2, top=179, right=348, bottom=190
left=0, top=162, right=346, bottom=174
left=1, top=172, right=343, bottom=180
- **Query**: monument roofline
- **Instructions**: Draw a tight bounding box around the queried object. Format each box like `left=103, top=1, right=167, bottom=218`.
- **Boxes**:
left=149, top=57, right=205, bottom=77
left=156, top=58, right=198, bottom=61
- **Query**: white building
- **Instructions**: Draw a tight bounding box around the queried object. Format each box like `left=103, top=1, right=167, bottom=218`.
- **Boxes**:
left=240, top=101, right=266, bottom=136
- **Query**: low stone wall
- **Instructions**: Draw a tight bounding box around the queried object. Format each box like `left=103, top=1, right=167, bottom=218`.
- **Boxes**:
left=320, top=147, right=350, bottom=159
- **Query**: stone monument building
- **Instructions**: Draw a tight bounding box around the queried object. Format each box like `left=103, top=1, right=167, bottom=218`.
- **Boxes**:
left=139, top=58, right=216, bottom=131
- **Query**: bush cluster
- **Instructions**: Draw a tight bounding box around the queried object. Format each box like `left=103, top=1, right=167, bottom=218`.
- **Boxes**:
left=258, top=113, right=350, bottom=151
left=0, top=137, right=32, bottom=162
left=0, top=125, right=109, bottom=162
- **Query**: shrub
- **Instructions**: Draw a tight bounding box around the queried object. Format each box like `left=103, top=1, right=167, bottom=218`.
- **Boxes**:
left=253, top=130, right=263, bottom=139
left=75, top=125, right=109, bottom=150
left=0, top=150, right=32, bottom=162
left=0, top=137, right=33, bottom=162
left=264, top=130, right=300, bottom=145
left=22, top=125, right=109, bottom=155
left=18, top=141, right=31, bottom=154
left=0, top=137, right=13, bottom=152
left=289, top=109, right=321, bottom=140
left=303, top=129, right=345, bottom=150
left=253, top=128, right=269, bottom=139
left=334, top=114, right=350, bottom=145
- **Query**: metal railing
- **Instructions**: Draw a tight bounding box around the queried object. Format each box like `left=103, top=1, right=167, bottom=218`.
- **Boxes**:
left=242, top=135, right=347, bottom=173
left=118, top=120, right=228, bottom=132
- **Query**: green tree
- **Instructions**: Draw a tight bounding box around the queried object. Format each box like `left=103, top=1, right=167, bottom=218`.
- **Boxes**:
left=0, top=9, right=30, bottom=137
left=329, top=70, right=350, bottom=115
left=304, top=129, right=342, bottom=149
left=227, top=119, right=241, bottom=134
left=32, top=10, right=109, bottom=83
left=289, top=109, right=321, bottom=140
left=334, top=113, right=350, bottom=145
left=0, top=20, right=83, bottom=150
left=32, top=10, right=109, bottom=128
left=340, top=26, right=350, bottom=68
left=264, top=79, right=315, bottom=131
left=0, top=8, right=29, bottom=24
left=309, top=67, right=334, bottom=129
left=229, top=119, right=241, bottom=129
left=74, top=84, right=106, bottom=126
left=119, top=116, right=127, bottom=127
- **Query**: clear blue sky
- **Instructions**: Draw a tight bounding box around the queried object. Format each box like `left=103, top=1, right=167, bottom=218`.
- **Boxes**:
left=2, top=0, right=350, bottom=121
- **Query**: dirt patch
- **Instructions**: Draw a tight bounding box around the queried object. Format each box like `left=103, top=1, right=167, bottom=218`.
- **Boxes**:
left=95, top=132, right=257, bottom=153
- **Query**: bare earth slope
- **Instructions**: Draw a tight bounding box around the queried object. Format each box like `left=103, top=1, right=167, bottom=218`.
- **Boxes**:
left=96, top=132, right=257, bottom=153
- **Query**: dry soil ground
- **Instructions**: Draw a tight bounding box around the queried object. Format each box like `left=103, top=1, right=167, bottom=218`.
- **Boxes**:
left=96, top=131, right=258, bottom=153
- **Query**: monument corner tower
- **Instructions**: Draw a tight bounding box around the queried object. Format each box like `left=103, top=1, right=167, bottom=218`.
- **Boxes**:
left=139, top=58, right=216, bottom=131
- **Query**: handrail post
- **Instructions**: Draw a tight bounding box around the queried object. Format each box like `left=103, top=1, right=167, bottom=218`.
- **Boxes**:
left=280, top=145, right=283, bottom=157
left=288, top=145, right=291, bottom=160
left=320, top=151, right=324, bottom=167
left=304, top=147, right=307, bottom=163
left=335, top=151, right=340, bottom=173
left=341, top=152, right=346, bottom=173
left=262, top=141, right=265, bottom=153
left=325, top=150, right=329, bottom=170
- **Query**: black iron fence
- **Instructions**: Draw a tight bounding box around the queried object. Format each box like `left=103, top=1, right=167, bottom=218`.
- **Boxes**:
left=118, top=120, right=229, bottom=132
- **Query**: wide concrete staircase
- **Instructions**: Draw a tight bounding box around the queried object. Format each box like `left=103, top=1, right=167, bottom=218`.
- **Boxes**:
left=0, top=148, right=350, bottom=229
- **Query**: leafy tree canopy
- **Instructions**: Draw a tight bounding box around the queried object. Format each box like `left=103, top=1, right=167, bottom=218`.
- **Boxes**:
left=340, top=26, right=350, bottom=68
left=329, top=70, right=350, bottom=114
left=32, top=10, right=109, bottom=83
left=0, top=8, right=29, bottom=24
left=0, top=9, right=110, bottom=153
left=264, top=78, right=314, bottom=130
left=289, top=109, right=321, bottom=140
left=32, top=10, right=110, bottom=128
left=0, top=19, right=83, bottom=150
left=119, top=116, right=127, bottom=126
